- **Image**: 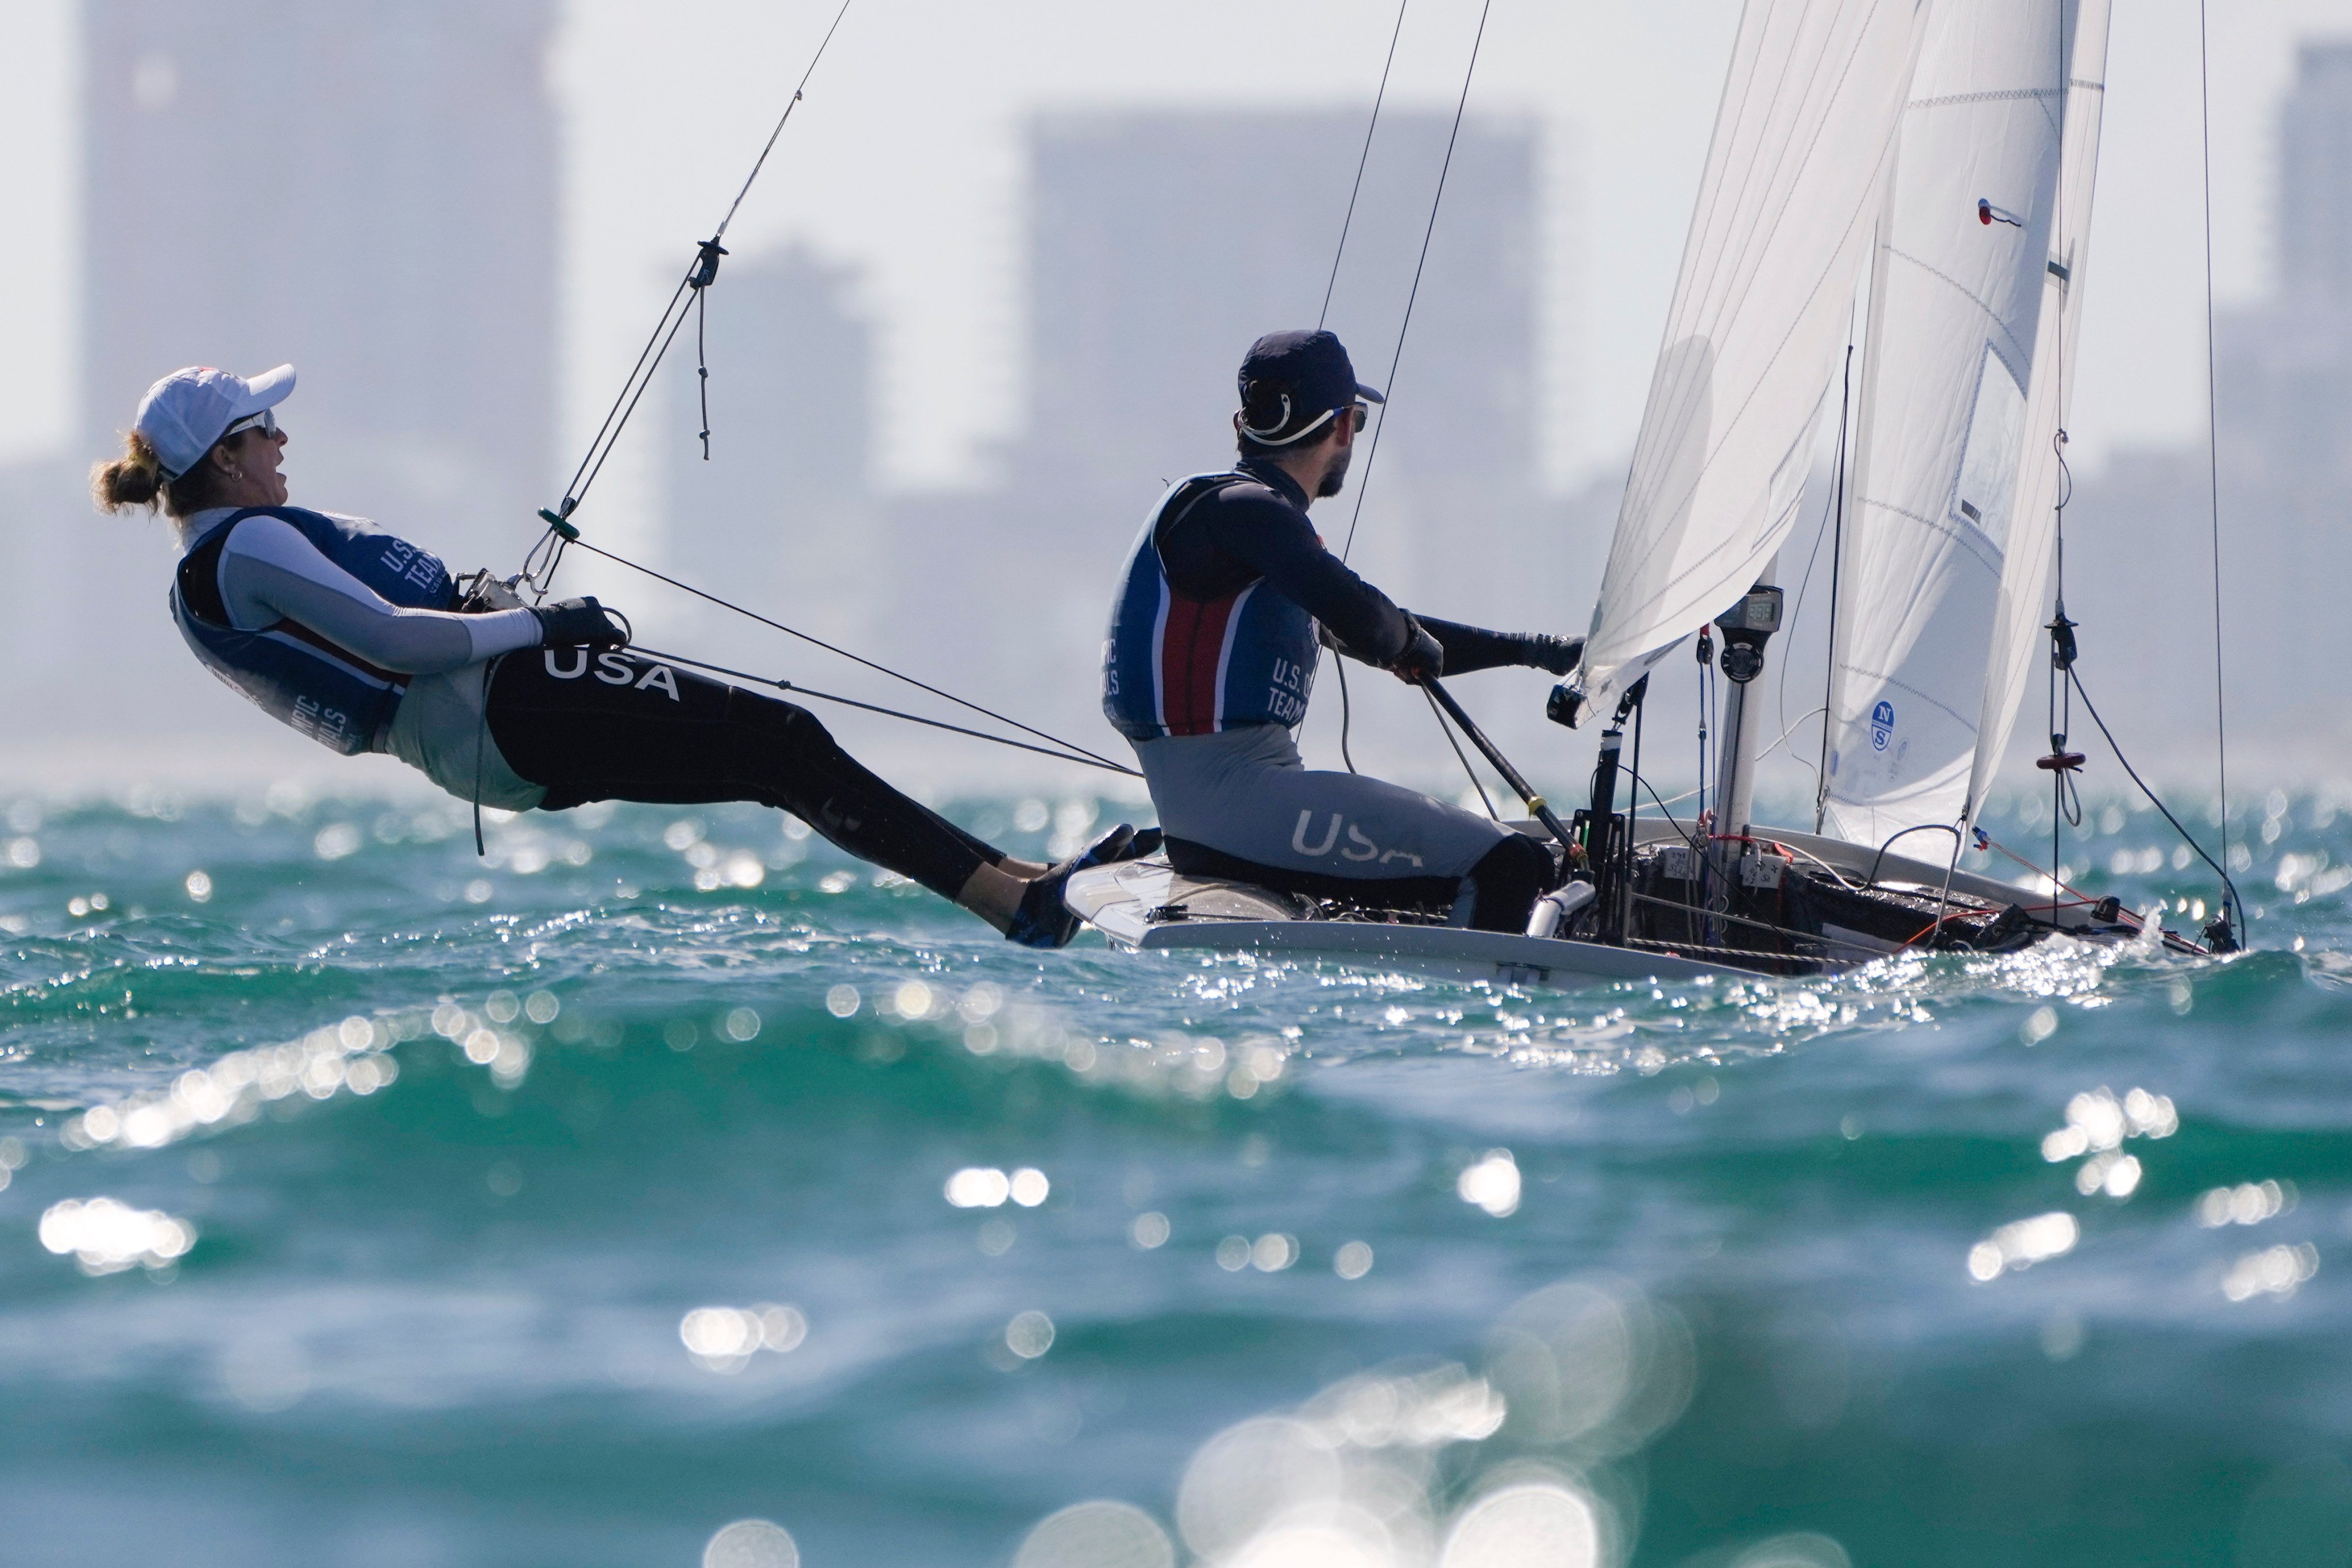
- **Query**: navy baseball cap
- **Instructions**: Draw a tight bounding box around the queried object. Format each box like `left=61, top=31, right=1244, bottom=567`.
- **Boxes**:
left=1236, top=330, right=1385, bottom=446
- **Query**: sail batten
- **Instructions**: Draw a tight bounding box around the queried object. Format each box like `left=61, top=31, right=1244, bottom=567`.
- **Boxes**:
left=1574, top=0, right=1933, bottom=721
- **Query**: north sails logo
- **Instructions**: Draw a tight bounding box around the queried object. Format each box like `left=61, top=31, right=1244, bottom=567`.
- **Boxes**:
left=1870, top=700, right=1895, bottom=752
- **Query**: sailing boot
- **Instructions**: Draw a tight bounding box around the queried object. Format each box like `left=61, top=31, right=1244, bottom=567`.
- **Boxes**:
left=1007, top=824, right=1137, bottom=948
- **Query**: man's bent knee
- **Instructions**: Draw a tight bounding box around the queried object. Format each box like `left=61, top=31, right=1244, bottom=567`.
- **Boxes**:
left=1463, top=833, right=1553, bottom=933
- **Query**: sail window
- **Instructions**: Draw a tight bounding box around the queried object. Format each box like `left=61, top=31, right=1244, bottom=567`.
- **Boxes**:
left=1951, top=345, right=2027, bottom=553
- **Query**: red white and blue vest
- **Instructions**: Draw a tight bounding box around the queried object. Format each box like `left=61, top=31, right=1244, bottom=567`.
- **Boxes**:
left=1101, top=473, right=1319, bottom=741
left=170, top=507, right=455, bottom=756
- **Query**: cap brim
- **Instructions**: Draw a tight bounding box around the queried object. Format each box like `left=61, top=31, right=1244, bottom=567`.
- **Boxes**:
left=232, top=364, right=297, bottom=418
left=1356, top=381, right=1387, bottom=405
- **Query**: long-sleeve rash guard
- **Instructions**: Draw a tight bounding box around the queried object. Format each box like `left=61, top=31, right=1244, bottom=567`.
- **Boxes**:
left=181, top=508, right=540, bottom=671
left=1156, top=460, right=1530, bottom=676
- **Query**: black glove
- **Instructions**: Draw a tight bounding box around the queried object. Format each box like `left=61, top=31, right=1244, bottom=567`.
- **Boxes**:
left=531, top=596, right=628, bottom=650
left=1389, top=616, right=1444, bottom=684
left=1517, top=633, right=1585, bottom=677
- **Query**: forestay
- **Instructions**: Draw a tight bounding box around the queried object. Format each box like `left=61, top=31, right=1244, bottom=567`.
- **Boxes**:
left=1822, top=0, right=2107, bottom=845
left=1571, top=0, right=1931, bottom=721
left=1965, top=0, right=2111, bottom=828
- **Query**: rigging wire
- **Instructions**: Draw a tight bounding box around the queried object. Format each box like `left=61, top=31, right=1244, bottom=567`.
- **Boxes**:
left=2065, top=664, right=2242, bottom=934
left=628, top=646, right=1141, bottom=776
left=503, top=0, right=1132, bottom=778
left=1423, top=685, right=1500, bottom=820
left=1320, top=0, right=1412, bottom=330
left=2195, top=0, right=2237, bottom=930
left=561, top=537, right=1134, bottom=775
left=542, top=0, right=858, bottom=532
left=1315, top=0, right=1402, bottom=780
left=1341, top=0, right=1494, bottom=562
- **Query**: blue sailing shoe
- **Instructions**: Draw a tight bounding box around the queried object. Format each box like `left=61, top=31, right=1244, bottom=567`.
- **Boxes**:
left=1007, top=824, right=1137, bottom=949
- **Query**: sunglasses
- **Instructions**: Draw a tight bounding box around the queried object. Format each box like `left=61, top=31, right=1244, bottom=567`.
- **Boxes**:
left=222, top=408, right=280, bottom=441
left=1349, top=403, right=1369, bottom=434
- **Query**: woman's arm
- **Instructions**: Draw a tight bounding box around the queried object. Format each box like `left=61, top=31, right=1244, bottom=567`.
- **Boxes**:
left=216, top=516, right=540, bottom=673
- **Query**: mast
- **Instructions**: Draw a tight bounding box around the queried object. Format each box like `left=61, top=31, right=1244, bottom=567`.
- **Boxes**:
left=1712, top=559, right=1785, bottom=846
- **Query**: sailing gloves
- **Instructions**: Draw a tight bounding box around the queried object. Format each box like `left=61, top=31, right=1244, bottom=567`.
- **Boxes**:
left=532, top=596, right=630, bottom=650
left=1516, top=633, right=1584, bottom=676
left=1389, top=616, right=1445, bottom=684
left=1386, top=621, right=1581, bottom=683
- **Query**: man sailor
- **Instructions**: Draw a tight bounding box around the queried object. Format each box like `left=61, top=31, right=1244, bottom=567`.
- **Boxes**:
left=1100, top=330, right=1581, bottom=932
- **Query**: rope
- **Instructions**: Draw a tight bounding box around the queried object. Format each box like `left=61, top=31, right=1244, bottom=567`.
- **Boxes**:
left=565, top=538, right=1134, bottom=774
left=628, top=646, right=1140, bottom=777
left=1334, top=656, right=1361, bottom=774
left=1423, top=685, right=1499, bottom=820
left=2066, top=663, right=2242, bottom=933
left=1341, top=0, right=1494, bottom=561
left=542, top=0, right=857, bottom=528
left=2196, top=0, right=2235, bottom=932
left=1320, top=0, right=1412, bottom=329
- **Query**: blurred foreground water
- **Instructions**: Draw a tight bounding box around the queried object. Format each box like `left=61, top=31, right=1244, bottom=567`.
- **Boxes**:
left=3, top=781, right=2351, bottom=1567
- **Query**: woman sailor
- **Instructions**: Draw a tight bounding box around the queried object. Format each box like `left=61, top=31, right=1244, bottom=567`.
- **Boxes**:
left=92, top=364, right=1126, bottom=945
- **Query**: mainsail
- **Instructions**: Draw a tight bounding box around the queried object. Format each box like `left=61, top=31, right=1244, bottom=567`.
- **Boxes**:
left=1821, top=0, right=2112, bottom=843
left=1571, top=0, right=1932, bottom=721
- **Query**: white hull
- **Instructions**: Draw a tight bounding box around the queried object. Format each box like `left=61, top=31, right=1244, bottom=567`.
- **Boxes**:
left=1060, top=817, right=2142, bottom=990
left=1063, top=857, right=1735, bottom=988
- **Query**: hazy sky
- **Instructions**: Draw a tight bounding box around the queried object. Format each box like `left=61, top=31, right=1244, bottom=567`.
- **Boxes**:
left=6, top=0, right=2352, bottom=497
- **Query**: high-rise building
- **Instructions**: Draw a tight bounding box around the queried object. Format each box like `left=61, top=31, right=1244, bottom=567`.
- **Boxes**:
left=662, top=247, right=879, bottom=662
left=81, top=0, right=558, bottom=548
left=2279, top=42, right=2352, bottom=308
left=2069, top=39, right=2352, bottom=749
left=1019, top=110, right=1542, bottom=511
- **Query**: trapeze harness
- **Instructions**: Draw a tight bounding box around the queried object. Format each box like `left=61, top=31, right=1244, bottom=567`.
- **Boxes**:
left=167, top=507, right=1009, bottom=902
left=1100, top=461, right=1554, bottom=930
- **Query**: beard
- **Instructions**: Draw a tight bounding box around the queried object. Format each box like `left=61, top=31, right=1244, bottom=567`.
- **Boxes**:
left=1316, top=446, right=1353, bottom=499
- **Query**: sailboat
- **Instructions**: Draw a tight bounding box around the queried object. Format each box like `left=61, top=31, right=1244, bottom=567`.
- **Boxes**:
left=1065, top=0, right=2219, bottom=984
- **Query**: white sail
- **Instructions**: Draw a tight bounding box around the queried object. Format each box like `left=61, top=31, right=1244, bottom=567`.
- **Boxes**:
left=1965, top=0, right=2111, bottom=826
left=1572, top=0, right=1932, bottom=721
left=1821, top=0, right=2105, bottom=847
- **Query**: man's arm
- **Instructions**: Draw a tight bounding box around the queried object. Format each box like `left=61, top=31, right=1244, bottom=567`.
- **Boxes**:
left=1195, top=487, right=1413, bottom=662
left=1412, top=615, right=1584, bottom=677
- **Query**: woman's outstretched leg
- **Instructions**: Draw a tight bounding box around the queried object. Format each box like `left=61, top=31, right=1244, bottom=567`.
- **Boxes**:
left=484, top=649, right=1102, bottom=937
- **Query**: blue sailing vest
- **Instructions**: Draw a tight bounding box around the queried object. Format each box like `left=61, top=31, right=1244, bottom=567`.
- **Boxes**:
left=169, top=507, right=456, bottom=755
left=1102, top=473, right=1320, bottom=740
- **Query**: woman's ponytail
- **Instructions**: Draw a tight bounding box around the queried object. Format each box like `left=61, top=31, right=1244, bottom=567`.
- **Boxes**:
left=91, top=430, right=215, bottom=517
left=91, top=431, right=169, bottom=513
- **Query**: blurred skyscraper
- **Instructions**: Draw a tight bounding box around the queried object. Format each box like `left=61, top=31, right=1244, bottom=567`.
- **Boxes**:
left=2067, top=38, right=2352, bottom=763
left=662, top=248, right=879, bottom=660
left=1020, top=111, right=1541, bottom=509
left=81, top=0, right=558, bottom=545
left=0, top=0, right=562, bottom=770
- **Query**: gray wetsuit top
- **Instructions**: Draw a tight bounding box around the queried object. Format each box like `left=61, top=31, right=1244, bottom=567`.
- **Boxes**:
left=173, top=507, right=547, bottom=808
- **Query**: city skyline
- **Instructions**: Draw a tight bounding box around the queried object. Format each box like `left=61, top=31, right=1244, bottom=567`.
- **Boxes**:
left=4, top=3, right=2351, bottom=786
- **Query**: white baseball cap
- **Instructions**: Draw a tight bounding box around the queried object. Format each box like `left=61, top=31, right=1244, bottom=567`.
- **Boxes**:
left=134, top=364, right=296, bottom=479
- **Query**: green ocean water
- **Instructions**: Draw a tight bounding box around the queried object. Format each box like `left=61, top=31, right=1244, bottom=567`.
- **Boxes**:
left=2, top=781, right=2350, bottom=1567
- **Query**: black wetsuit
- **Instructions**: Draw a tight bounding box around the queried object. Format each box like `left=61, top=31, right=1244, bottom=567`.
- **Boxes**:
left=1128, top=458, right=1561, bottom=930
left=1160, top=458, right=1540, bottom=675
left=484, top=651, right=1002, bottom=903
